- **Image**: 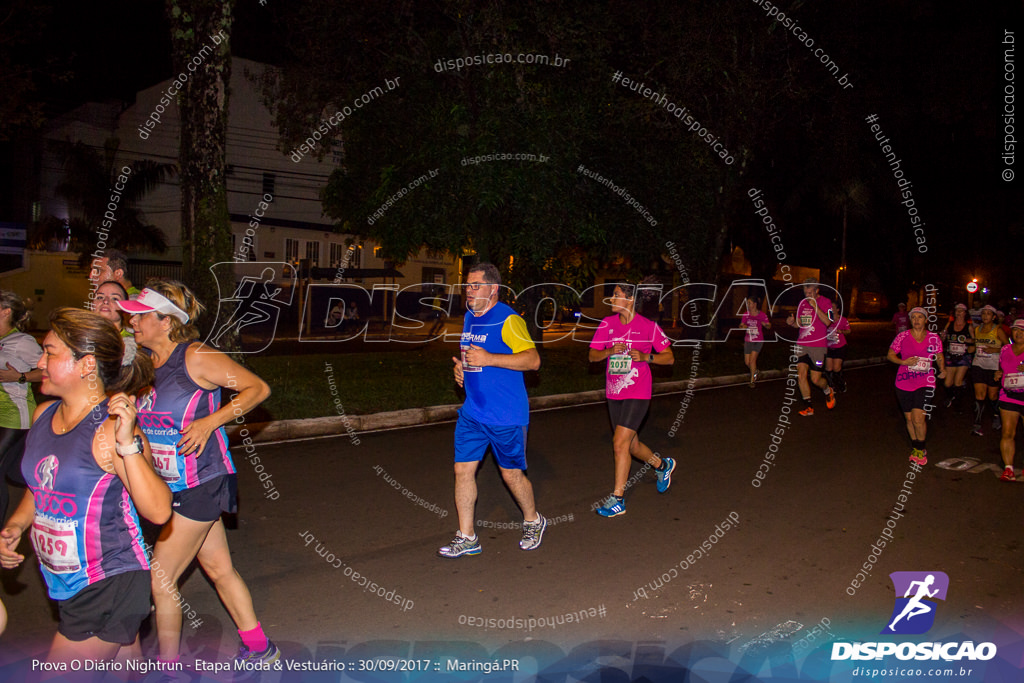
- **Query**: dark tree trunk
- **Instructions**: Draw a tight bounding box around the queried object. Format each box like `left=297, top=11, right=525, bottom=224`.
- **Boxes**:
left=167, top=0, right=236, bottom=347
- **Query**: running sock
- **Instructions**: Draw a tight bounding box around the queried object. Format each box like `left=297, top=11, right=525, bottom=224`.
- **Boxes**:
left=239, top=622, right=269, bottom=653
left=911, top=439, right=922, bottom=450
left=988, top=398, right=999, bottom=417
left=655, top=459, right=668, bottom=471
left=974, top=399, right=985, bottom=424
left=802, top=396, right=812, bottom=405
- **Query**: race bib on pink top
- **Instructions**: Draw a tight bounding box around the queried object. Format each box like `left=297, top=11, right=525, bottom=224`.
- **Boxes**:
left=741, top=312, right=768, bottom=343
left=796, top=297, right=832, bottom=347
left=891, top=330, right=943, bottom=392
left=998, top=344, right=1024, bottom=405
left=590, top=313, right=671, bottom=400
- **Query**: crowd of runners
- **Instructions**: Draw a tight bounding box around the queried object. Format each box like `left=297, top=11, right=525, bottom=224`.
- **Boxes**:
left=886, top=301, right=1024, bottom=480
left=0, top=254, right=1021, bottom=674
left=0, top=250, right=280, bottom=675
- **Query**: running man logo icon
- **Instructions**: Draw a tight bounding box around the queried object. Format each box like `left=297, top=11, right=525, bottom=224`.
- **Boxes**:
left=204, top=263, right=295, bottom=354
left=137, top=388, right=156, bottom=413
left=35, top=455, right=59, bottom=491
left=881, top=571, right=949, bottom=635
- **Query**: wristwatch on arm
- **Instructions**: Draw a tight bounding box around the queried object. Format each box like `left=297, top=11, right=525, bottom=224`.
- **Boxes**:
left=116, top=434, right=144, bottom=457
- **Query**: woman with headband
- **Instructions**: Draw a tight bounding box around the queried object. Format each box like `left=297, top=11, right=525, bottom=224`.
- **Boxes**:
left=887, top=306, right=946, bottom=465
left=969, top=305, right=1008, bottom=436
left=118, top=281, right=277, bottom=668
left=0, top=308, right=169, bottom=662
left=995, top=319, right=1024, bottom=482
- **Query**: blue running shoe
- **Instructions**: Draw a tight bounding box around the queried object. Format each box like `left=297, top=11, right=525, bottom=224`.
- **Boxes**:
left=595, top=495, right=626, bottom=517
left=656, top=457, right=676, bottom=493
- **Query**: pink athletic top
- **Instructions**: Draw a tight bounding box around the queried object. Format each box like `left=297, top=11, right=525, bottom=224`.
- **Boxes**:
left=796, top=296, right=832, bottom=348
left=890, top=330, right=943, bottom=391
left=892, top=311, right=909, bottom=333
left=998, top=343, right=1024, bottom=406
left=590, top=313, right=671, bottom=400
left=827, top=315, right=850, bottom=349
left=741, top=311, right=770, bottom=343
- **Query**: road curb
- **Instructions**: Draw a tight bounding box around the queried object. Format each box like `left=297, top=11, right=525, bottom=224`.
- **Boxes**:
left=225, top=356, right=889, bottom=444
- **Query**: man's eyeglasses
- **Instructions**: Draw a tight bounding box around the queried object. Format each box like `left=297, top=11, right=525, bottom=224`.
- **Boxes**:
left=464, top=282, right=492, bottom=291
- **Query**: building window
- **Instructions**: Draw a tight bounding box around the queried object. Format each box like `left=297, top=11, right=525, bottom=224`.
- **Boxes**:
left=374, top=246, right=384, bottom=259
left=285, top=238, right=300, bottom=263
left=422, top=267, right=446, bottom=284
left=329, top=244, right=346, bottom=267
left=230, top=234, right=255, bottom=260
left=262, top=173, right=276, bottom=197
left=305, top=240, right=320, bottom=266
left=31, top=201, right=42, bottom=223
left=331, top=244, right=361, bottom=268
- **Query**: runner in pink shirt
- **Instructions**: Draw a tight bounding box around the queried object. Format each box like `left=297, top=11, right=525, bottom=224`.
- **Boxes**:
left=785, top=277, right=836, bottom=416
left=588, top=283, right=675, bottom=517
left=825, top=300, right=851, bottom=392
left=887, top=307, right=946, bottom=465
left=995, top=319, right=1024, bottom=481
left=740, top=297, right=771, bottom=387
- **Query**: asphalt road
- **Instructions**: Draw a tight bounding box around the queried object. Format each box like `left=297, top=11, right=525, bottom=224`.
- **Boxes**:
left=1, top=363, right=1022, bottom=681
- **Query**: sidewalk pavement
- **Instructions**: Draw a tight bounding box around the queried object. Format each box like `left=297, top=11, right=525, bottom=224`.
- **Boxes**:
left=225, top=356, right=888, bottom=445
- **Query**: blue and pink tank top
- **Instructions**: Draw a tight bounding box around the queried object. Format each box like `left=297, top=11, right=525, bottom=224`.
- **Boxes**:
left=137, top=342, right=234, bottom=492
left=22, top=399, right=149, bottom=601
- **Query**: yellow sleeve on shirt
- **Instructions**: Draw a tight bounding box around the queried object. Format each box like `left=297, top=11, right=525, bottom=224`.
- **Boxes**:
left=502, top=315, right=536, bottom=353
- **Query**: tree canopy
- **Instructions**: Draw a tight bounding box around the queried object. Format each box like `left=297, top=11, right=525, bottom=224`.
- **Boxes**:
left=255, top=1, right=1012, bottom=310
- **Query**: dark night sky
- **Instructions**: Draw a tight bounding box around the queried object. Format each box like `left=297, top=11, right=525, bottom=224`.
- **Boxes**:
left=5, top=1, right=1022, bottom=308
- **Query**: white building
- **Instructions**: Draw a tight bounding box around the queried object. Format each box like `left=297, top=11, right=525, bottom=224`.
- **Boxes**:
left=13, top=57, right=459, bottom=327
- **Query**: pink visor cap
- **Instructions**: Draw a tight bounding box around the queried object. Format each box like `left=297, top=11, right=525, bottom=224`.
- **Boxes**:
left=116, top=288, right=190, bottom=323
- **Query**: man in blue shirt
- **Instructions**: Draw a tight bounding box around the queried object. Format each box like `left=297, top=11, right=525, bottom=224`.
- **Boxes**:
left=438, top=262, right=546, bottom=557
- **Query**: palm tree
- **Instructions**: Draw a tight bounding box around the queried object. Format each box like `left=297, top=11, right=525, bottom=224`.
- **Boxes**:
left=30, top=138, right=175, bottom=262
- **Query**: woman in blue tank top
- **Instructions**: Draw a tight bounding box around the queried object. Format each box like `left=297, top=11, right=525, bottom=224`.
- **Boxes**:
left=118, top=280, right=276, bottom=667
left=0, top=308, right=170, bottom=663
